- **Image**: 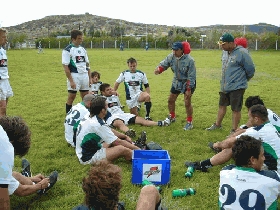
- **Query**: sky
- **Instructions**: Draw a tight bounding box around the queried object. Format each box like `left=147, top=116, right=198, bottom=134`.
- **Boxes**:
left=1, top=0, right=279, bottom=28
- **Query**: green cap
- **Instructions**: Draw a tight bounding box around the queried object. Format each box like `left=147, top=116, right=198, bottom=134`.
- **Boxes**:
left=219, top=33, right=234, bottom=43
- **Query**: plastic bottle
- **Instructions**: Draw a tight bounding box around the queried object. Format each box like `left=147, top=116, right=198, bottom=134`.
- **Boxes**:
left=142, top=180, right=161, bottom=192
left=172, top=188, right=196, bottom=197
left=184, top=166, right=194, bottom=178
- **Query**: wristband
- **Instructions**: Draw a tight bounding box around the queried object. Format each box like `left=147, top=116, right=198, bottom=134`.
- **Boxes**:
left=158, top=66, right=164, bottom=74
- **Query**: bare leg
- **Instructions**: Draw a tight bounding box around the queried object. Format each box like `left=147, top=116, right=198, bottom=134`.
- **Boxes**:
left=112, top=120, right=130, bottom=133
left=66, top=92, right=76, bottom=106
left=168, top=93, right=179, bottom=114
left=184, top=92, right=193, bottom=118
left=136, top=185, right=161, bottom=210
left=135, top=117, right=158, bottom=126
left=80, top=91, right=89, bottom=100
left=214, top=136, right=238, bottom=149
left=0, top=99, right=7, bottom=116
left=106, top=145, right=132, bottom=162
left=216, top=106, right=227, bottom=126
left=130, top=107, right=138, bottom=116
left=210, top=148, right=232, bottom=166
left=232, top=111, right=241, bottom=131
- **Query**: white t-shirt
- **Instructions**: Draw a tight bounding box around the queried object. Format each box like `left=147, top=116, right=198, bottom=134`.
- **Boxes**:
left=219, top=165, right=280, bottom=209
left=64, top=102, right=90, bottom=147
left=75, top=115, right=117, bottom=164
left=0, top=125, right=19, bottom=195
left=115, top=70, right=148, bottom=100
left=90, top=81, right=102, bottom=95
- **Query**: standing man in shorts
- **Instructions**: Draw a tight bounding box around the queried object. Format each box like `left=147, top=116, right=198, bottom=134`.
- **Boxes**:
left=62, top=29, right=91, bottom=114
left=154, top=41, right=196, bottom=130
left=114, top=57, right=153, bottom=120
left=206, top=33, right=255, bottom=134
left=0, top=28, right=13, bottom=117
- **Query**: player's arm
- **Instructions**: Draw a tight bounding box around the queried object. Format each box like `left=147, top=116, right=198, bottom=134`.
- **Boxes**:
left=187, top=60, right=196, bottom=88
left=112, top=138, right=140, bottom=150
left=144, top=84, right=150, bottom=94
left=0, top=186, right=10, bottom=210
left=113, top=82, right=120, bottom=91
left=13, top=178, right=50, bottom=197
left=86, top=62, right=91, bottom=85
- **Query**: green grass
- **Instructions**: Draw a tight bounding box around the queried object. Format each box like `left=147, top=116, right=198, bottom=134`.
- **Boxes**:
left=8, top=48, right=280, bottom=209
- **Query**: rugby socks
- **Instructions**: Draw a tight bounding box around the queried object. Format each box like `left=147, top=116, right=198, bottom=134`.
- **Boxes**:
left=170, top=112, right=175, bottom=119
left=144, top=102, right=152, bottom=117
left=186, top=116, right=192, bottom=123
left=200, top=159, right=213, bottom=169
left=66, top=103, right=72, bottom=114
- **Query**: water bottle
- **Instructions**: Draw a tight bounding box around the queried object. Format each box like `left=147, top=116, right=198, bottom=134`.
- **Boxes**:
left=142, top=180, right=162, bottom=192
left=172, top=188, right=196, bottom=197
left=185, top=166, right=194, bottom=178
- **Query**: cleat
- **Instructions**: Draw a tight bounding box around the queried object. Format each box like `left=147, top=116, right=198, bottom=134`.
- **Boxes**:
left=134, top=131, right=147, bottom=150
left=162, top=118, right=171, bottom=126
left=37, top=171, right=58, bottom=195
left=166, top=115, right=176, bottom=123
left=145, top=116, right=153, bottom=121
left=183, top=122, right=193, bottom=130
left=125, top=129, right=136, bottom=138
left=185, top=161, right=208, bottom=172
left=206, top=123, right=222, bottom=131
left=21, top=158, right=32, bottom=177
left=208, top=142, right=222, bottom=154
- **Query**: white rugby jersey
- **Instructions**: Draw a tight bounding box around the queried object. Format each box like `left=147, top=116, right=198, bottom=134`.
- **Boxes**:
left=105, top=95, right=124, bottom=115
left=115, top=70, right=148, bottom=100
left=219, top=165, right=280, bottom=209
left=64, top=102, right=90, bottom=147
left=90, top=81, right=103, bottom=95
left=0, top=47, right=9, bottom=79
left=75, top=115, right=117, bottom=164
left=62, top=44, right=89, bottom=74
left=237, top=122, right=280, bottom=172
left=267, top=109, right=280, bottom=127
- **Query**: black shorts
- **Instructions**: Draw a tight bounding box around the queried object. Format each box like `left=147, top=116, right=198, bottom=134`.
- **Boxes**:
left=219, top=89, right=245, bottom=111
left=170, top=81, right=196, bottom=95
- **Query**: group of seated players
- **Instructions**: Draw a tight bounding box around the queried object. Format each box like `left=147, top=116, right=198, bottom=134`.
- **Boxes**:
left=64, top=69, right=280, bottom=209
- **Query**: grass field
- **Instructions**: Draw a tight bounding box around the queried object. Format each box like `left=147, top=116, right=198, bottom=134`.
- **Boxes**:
left=8, top=48, right=280, bottom=209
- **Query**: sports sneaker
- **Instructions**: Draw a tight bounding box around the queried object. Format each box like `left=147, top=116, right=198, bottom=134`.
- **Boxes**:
left=185, top=161, right=208, bottom=172
left=125, top=129, right=136, bottom=138
left=37, top=171, right=58, bottom=195
left=166, top=115, right=176, bottom=123
left=134, top=131, right=147, bottom=149
left=183, top=122, right=193, bottom=130
left=159, top=118, right=170, bottom=126
left=21, top=158, right=32, bottom=177
left=206, top=123, right=222, bottom=131
left=208, top=142, right=222, bottom=154
left=117, top=201, right=125, bottom=210
left=145, top=116, right=153, bottom=121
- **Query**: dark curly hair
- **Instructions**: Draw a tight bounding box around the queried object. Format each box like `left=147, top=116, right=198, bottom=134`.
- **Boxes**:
left=232, top=135, right=262, bottom=167
left=0, top=116, right=31, bottom=156
left=82, top=160, right=122, bottom=210
left=245, top=96, right=264, bottom=109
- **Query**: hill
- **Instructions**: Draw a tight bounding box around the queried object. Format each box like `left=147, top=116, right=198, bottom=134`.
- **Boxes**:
left=5, top=13, right=279, bottom=40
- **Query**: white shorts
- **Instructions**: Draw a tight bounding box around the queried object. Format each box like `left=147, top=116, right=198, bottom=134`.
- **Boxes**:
left=85, top=147, right=107, bottom=164
left=67, top=73, right=89, bottom=91
left=126, top=92, right=141, bottom=109
left=8, top=176, right=20, bottom=195
left=106, top=113, right=135, bottom=125
left=0, top=79, right=13, bottom=100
